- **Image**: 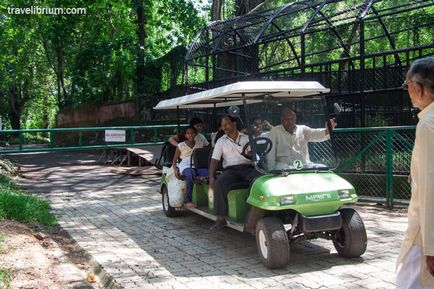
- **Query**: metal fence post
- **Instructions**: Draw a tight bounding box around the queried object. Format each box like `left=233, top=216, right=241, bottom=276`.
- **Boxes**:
left=19, top=132, right=23, bottom=151
left=50, top=130, right=55, bottom=148
left=129, top=128, right=135, bottom=145
left=386, top=129, right=394, bottom=208
left=79, top=131, right=83, bottom=147
left=153, top=127, right=158, bottom=143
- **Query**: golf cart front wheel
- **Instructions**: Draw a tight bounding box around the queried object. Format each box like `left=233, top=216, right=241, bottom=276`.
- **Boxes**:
left=161, top=186, right=179, bottom=217
left=256, top=217, right=290, bottom=269
left=333, top=208, right=367, bottom=258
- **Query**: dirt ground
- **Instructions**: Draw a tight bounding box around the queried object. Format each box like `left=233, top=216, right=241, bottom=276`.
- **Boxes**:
left=0, top=220, right=102, bottom=289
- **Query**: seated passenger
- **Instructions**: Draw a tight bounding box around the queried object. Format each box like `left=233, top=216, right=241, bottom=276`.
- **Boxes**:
left=251, top=116, right=273, bottom=138
left=211, top=119, right=225, bottom=147
left=267, top=107, right=336, bottom=170
left=172, top=126, right=208, bottom=208
left=169, top=117, right=209, bottom=147
left=209, top=115, right=260, bottom=230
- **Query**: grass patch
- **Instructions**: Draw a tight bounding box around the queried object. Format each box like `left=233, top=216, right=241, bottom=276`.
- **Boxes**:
left=0, top=232, right=4, bottom=254
left=0, top=267, right=11, bottom=289
left=0, top=174, right=56, bottom=226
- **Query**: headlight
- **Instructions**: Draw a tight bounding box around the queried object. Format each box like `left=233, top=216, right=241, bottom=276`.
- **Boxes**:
left=280, top=195, right=296, bottom=205
left=338, top=189, right=350, bottom=199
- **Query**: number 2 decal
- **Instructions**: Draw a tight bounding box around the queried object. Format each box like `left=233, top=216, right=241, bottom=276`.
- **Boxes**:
left=293, top=160, right=303, bottom=170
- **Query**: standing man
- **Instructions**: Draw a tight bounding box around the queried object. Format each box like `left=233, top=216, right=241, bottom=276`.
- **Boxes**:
left=266, top=107, right=336, bottom=170
left=396, top=57, right=434, bottom=289
left=208, top=115, right=259, bottom=230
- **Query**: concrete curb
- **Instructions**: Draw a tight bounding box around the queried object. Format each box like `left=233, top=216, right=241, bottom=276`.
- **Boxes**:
left=56, top=226, right=122, bottom=289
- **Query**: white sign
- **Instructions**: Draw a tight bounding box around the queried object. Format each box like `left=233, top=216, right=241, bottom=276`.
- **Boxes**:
left=105, top=130, right=126, bottom=142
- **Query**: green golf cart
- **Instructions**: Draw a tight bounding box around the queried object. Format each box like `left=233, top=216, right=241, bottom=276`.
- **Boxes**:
left=154, top=81, right=367, bottom=269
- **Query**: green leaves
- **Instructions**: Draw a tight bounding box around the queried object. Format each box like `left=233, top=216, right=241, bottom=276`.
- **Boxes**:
left=0, top=0, right=207, bottom=128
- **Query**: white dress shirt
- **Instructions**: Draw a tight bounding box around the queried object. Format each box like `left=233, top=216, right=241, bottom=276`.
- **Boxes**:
left=211, top=132, right=250, bottom=168
left=397, top=100, right=434, bottom=287
left=266, top=124, right=329, bottom=170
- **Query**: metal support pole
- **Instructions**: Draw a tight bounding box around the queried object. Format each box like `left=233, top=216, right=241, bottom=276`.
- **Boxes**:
left=386, top=129, right=394, bottom=208
left=359, top=18, right=366, bottom=127
left=176, top=106, right=181, bottom=132
left=301, top=33, right=306, bottom=77
left=242, top=94, right=257, bottom=164
left=359, top=18, right=366, bottom=173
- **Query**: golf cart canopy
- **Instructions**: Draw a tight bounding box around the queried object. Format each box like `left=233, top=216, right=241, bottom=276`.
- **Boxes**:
left=154, top=81, right=330, bottom=110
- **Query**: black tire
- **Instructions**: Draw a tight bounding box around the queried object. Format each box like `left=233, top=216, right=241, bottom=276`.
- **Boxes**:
left=256, top=217, right=290, bottom=269
left=161, top=186, right=179, bottom=217
left=333, top=208, right=367, bottom=258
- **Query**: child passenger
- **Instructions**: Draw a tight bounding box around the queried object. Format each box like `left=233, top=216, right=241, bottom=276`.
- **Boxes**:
left=172, top=126, right=208, bottom=208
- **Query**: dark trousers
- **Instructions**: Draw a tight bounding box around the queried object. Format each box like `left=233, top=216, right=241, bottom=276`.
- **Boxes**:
left=213, top=165, right=260, bottom=216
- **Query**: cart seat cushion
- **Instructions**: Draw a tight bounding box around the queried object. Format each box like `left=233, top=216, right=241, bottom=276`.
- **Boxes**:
left=227, top=181, right=250, bottom=190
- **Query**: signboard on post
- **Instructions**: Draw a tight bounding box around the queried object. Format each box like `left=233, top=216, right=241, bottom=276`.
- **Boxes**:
left=104, top=130, right=126, bottom=143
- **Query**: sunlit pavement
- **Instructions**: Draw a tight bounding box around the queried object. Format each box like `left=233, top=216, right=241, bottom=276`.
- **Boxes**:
left=11, top=151, right=407, bottom=289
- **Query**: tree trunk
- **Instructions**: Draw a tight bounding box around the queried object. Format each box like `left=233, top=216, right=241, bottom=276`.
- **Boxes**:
left=212, top=0, right=224, bottom=21
left=43, top=94, right=49, bottom=129
left=8, top=85, right=21, bottom=130
left=56, top=39, right=69, bottom=107
left=136, top=1, right=147, bottom=118
left=235, top=0, right=266, bottom=16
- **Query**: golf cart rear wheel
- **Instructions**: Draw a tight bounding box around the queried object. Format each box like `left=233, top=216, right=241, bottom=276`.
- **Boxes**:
left=161, top=186, right=179, bottom=217
left=256, top=217, right=290, bottom=269
left=333, top=208, right=367, bottom=258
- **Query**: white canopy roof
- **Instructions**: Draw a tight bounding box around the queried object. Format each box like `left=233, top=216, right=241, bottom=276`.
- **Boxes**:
left=154, top=81, right=330, bottom=110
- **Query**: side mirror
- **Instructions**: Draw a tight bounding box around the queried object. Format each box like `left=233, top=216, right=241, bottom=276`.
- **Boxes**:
left=333, top=103, right=342, bottom=116
left=228, top=105, right=240, bottom=117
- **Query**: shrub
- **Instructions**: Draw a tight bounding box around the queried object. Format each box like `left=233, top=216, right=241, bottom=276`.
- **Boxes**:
left=0, top=175, right=56, bottom=226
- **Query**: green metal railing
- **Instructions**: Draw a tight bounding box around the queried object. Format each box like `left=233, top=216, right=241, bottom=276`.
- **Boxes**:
left=1, top=124, right=415, bottom=207
left=311, top=126, right=415, bottom=208
left=0, top=125, right=187, bottom=154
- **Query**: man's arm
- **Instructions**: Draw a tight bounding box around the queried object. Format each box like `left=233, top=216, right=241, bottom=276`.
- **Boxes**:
left=262, top=119, right=273, bottom=130
left=209, top=141, right=223, bottom=189
left=208, top=158, right=219, bottom=189
left=419, top=123, right=434, bottom=276
left=305, top=119, right=337, bottom=142
left=168, top=134, right=180, bottom=146
left=198, top=133, right=210, bottom=147
left=325, top=118, right=337, bottom=135
left=266, top=127, right=277, bottom=170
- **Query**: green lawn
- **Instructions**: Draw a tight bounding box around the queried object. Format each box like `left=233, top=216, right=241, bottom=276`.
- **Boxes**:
left=0, top=173, right=56, bottom=226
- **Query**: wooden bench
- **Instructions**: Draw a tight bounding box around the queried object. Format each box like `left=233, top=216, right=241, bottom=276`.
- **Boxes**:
left=123, top=145, right=162, bottom=167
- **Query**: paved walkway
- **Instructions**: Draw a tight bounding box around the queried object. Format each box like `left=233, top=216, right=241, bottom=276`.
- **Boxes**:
left=11, top=151, right=408, bottom=289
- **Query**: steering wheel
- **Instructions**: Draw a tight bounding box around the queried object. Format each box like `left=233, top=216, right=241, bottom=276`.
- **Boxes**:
left=241, top=137, right=273, bottom=163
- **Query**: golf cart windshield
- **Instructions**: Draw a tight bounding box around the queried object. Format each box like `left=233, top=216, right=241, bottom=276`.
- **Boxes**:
left=154, top=81, right=336, bottom=174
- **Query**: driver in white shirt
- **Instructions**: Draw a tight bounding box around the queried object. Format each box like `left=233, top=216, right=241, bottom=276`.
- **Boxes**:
left=208, top=115, right=260, bottom=231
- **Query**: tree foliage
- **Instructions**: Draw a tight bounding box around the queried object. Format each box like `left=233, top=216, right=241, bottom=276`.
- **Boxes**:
left=0, top=0, right=207, bottom=129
